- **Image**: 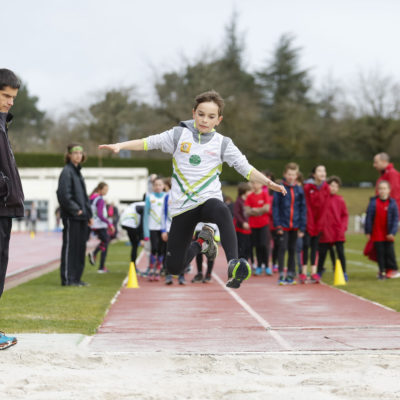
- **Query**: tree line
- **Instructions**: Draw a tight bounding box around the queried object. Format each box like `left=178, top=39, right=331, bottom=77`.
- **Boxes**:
left=10, top=15, right=400, bottom=162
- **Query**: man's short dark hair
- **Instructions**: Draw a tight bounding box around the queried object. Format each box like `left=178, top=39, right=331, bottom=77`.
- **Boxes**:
left=0, top=69, right=21, bottom=90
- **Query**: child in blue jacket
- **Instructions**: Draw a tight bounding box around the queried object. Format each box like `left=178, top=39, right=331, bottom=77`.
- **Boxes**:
left=273, top=163, right=306, bottom=284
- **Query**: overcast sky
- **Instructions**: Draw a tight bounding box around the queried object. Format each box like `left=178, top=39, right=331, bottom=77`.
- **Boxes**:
left=5, top=0, right=400, bottom=115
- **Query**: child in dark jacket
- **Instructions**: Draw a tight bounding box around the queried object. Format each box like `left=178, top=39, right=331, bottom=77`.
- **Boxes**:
left=317, top=176, right=349, bottom=280
left=365, top=180, right=400, bottom=279
left=273, top=163, right=306, bottom=285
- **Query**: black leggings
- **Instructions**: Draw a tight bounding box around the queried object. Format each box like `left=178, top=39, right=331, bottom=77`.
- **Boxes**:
left=150, top=230, right=165, bottom=258
left=317, top=241, right=346, bottom=274
left=166, top=198, right=237, bottom=275
left=124, top=226, right=141, bottom=263
left=277, top=230, right=298, bottom=276
left=374, top=241, right=398, bottom=274
left=251, top=225, right=270, bottom=267
left=302, top=232, right=320, bottom=266
left=93, top=228, right=110, bottom=269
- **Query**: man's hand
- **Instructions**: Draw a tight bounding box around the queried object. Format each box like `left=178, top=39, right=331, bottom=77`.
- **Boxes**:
left=98, top=143, right=120, bottom=154
left=88, top=218, right=94, bottom=227
left=161, top=232, right=168, bottom=242
left=77, top=210, right=83, bottom=216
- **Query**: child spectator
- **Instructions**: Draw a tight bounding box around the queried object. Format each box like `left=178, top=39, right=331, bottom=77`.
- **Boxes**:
left=143, top=176, right=167, bottom=281
left=273, top=163, right=306, bottom=285
left=245, top=181, right=271, bottom=276
left=295, top=171, right=304, bottom=276
left=162, top=178, right=186, bottom=285
left=317, top=176, right=349, bottom=281
left=233, top=182, right=252, bottom=262
left=120, top=200, right=145, bottom=273
left=303, top=165, right=330, bottom=283
left=88, top=182, right=115, bottom=273
left=191, top=222, right=220, bottom=283
left=365, top=180, right=400, bottom=280
left=99, top=90, right=286, bottom=289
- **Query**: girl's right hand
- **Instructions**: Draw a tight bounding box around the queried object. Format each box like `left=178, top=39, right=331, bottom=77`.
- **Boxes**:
left=98, top=143, right=120, bottom=153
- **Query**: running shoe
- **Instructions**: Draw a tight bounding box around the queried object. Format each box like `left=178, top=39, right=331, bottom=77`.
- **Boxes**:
left=0, top=332, right=17, bottom=350
left=198, top=225, right=218, bottom=260
left=265, top=267, right=273, bottom=276
left=154, top=273, right=160, bottom=282
left=386, top=269, right=400, bottom=279
left=285, top=276, right=297, bottom=285
left=278, top=275, right=286, bottom=285
left=203, top=273, right=212, bottom=283
left=165, top=275, right=173, bottom=285
left=344, top=272, right=349, bottom=282
left=88, top=251, right=96, bottom=266
left=254, top=266, right=263, bottom=276
left=178, top=275, right=186, bottom=285
left=97, top=268, right=109, bottom=274
left=273, top=264, right=278, bottom=273
left=226, top=258, right=251, bottom=289
left=310, top=273, right=320, bottom=283
left=191, top=272, right=203, bottom=283
left=298, top=273, right=307, bottom=284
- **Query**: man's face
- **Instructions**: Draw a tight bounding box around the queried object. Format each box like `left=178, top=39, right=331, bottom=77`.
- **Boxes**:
left=0, top=86, right=18, bottom=113
left=373, top=155, right=388, bottom=171
left=192, top=102, right=223, bottom=133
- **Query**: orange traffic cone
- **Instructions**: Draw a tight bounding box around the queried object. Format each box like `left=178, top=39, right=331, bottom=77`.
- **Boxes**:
left=126, top=262, right=139, bottom=288
left=334, top=259, right=346, bottom=286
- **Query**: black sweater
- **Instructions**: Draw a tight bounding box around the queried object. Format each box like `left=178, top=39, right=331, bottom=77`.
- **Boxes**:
left=56, top=162, right=92, bottom=220
left=0, top=112, right=24, bottom=217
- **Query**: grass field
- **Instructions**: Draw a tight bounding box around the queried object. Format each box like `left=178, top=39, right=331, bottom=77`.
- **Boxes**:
left=0, top=233, right=399, bottom=335
left=222, top=185, right=375, bottom=215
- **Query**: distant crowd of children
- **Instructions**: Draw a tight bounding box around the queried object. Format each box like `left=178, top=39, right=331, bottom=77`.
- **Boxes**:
left=90, top=163, right=400, bottom=285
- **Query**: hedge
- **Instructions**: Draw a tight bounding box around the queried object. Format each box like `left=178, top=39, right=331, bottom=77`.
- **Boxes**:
left=14, top=153, right=383, bottom=186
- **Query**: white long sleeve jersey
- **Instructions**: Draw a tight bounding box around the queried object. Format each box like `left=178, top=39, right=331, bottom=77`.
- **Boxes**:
left=145, top=120, right=253, bottom=217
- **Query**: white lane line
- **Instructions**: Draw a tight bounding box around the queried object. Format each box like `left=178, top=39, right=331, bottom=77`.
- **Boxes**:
left=212, top=272, right=294, bottom=351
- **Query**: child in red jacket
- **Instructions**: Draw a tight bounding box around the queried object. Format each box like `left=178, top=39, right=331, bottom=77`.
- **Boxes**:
left=303, top=165, right=330, bottom=283
left=245, top=181, right=271, bottom=275
left=317, top=176, right=349, bottom=280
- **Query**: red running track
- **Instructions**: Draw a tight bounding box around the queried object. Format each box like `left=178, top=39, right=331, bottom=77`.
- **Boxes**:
left=90, top=248, right=400, bottom=353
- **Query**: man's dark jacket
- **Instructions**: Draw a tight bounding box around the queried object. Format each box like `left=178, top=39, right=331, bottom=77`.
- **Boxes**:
left=56, top=162, right=92, bottom=220
left=0, top=112, right=24, bottom=217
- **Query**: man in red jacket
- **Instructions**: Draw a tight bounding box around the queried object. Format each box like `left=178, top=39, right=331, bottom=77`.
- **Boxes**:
left=373, top=152, right=400, bottom=212
left=317, top=176, right=349, bottom=280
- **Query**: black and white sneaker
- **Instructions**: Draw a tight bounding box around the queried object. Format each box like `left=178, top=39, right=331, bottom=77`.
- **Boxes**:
left=198, top=225, right=218, bottom=260
left=226, top=258, right=252, bottom=289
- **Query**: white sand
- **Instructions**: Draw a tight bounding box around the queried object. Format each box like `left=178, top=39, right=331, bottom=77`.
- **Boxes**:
left=1, top=334, right=400, bottom=400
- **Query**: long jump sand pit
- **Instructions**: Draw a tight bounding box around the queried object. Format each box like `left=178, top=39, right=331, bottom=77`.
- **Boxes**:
left=1, top=334, right=400, bottom=400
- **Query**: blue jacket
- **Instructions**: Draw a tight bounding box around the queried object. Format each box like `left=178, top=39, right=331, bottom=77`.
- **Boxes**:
left=365, top=196, right=399, bottom=235
left=273, top=182, right=306, bottom=232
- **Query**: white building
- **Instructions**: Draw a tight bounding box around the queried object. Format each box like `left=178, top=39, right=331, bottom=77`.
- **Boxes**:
left=17, top=167, right=148, bottom=231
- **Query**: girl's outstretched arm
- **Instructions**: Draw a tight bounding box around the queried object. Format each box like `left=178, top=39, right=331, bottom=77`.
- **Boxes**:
left=249, top=168, right=287, bottom=196
left=99, top=139, right=145, bottom=153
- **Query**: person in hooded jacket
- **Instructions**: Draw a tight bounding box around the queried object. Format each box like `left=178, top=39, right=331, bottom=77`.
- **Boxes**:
left=317, top=176, right=349, bottom=280
left=0, top=68, right=22, bottom=350
left=302, top=165, right=330, bottom=283
left=56, top=143, right=93, bottom=286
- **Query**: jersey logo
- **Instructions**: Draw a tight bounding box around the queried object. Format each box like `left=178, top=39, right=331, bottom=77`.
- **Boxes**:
left=189, top=154, right=201, bottom=166
left=180, top=142, right=192, bottom=153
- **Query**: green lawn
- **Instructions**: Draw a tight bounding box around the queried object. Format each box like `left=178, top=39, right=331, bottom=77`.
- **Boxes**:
left=0, top=234, right=399, bottom=334
left=0, top=242, right=133, bottom=334
left=321, top=233, right=400, bottom=311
